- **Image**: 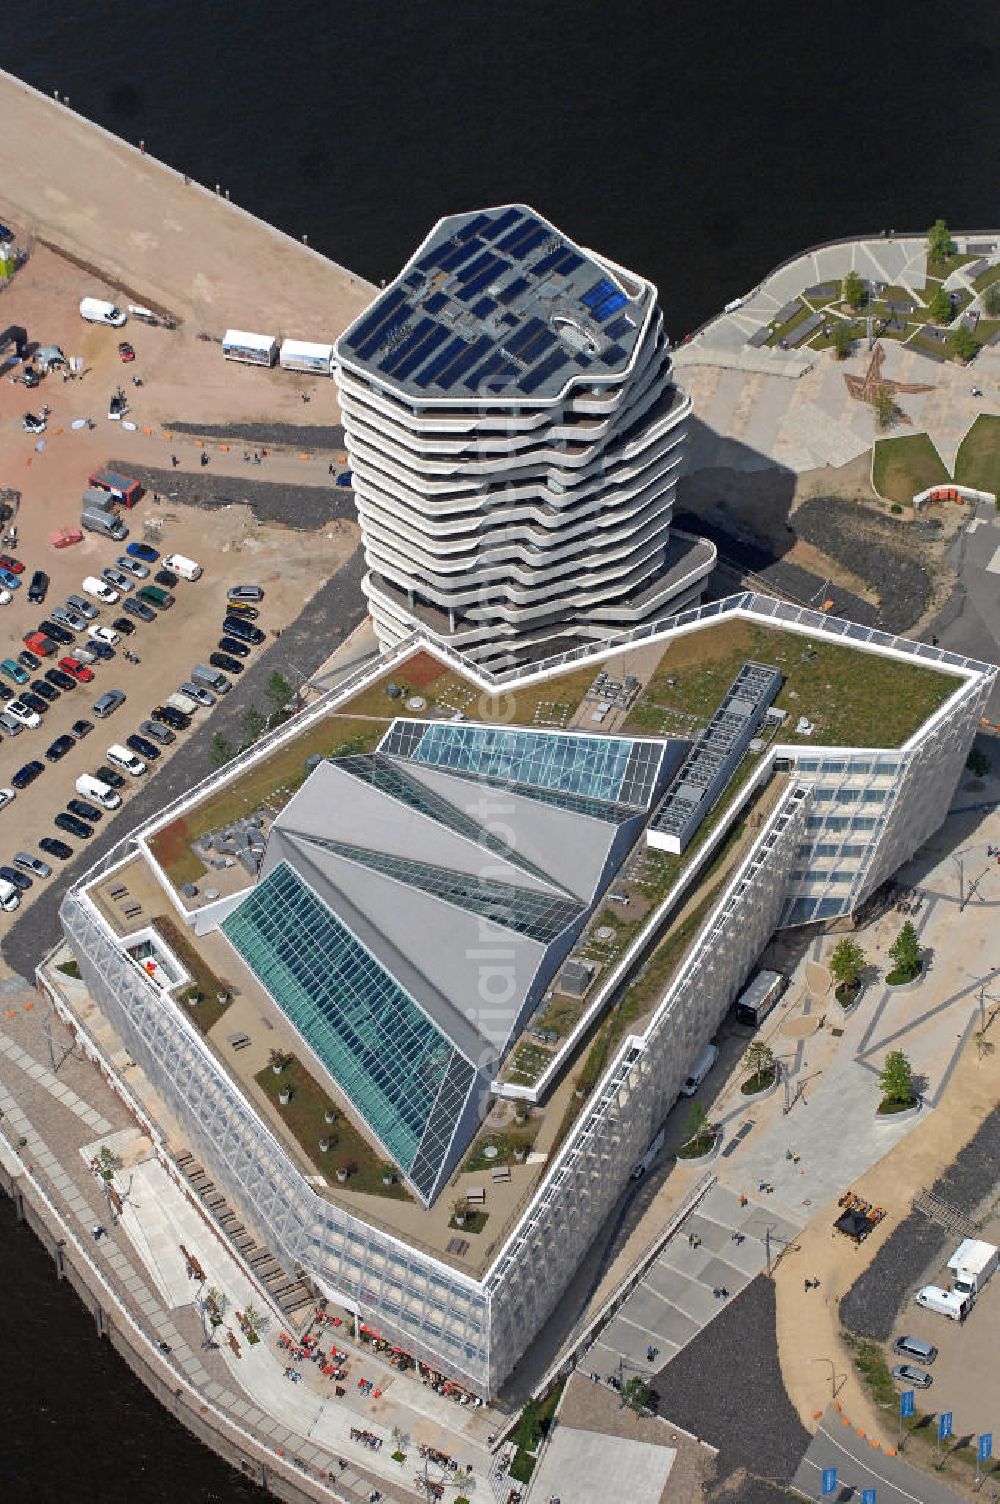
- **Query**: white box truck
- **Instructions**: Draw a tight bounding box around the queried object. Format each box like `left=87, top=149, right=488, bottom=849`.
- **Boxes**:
left=947, top=1238, right=999, bottom=1300
left=915, top=1284, right=972, bottom=1321
left=631, top=1128, right=666, bottom=1180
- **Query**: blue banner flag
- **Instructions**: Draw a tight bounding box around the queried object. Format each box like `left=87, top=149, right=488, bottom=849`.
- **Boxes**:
left=939, top=1411, right=953, bottom=1441
left=900, top=1389, right=915, bottom=1418
left=821, top=1466, right=837, bottom=1496
left=861, top=1490, right=876, bottom=1504
left=980, top=1432, right=993, bottom=1462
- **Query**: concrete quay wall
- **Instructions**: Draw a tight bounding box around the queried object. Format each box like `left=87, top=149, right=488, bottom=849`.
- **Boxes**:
left=0, top=1152, right=352, bottom=1504
left=0, top=67, right=376, bottom=334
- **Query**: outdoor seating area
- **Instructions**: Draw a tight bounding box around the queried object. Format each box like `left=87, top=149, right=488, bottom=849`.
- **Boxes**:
left=834, top=1189, right=887, bottom=1243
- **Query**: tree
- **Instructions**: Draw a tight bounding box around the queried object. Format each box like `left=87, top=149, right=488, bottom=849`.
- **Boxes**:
left=872, top=384, right=897, bottom=430
left=951, top=324, right=979, bottom=363
left=888, top=919, right=922, bottom=982
left=514, top=1398, right=542, bottom=1452
left=966, top=745, right=991, bottom=777
left=842, top=271, right=866, bottom=311
left=266, top=669, right=294, bottom=716
left=927, top=284, right=954, bottom=324
left=984, top=283, right=1000, bottom=318
left=830, top=937, right=865, bottom=991
left=241, top=702, right=266, bottom=743
left=683, top=1100, right=709, bottom=1146
left=880, top=1049, right=914, bottom=1106
left=209, top=731, right=235, bottom=768
left=831, top=321, right=854, bottom=360
left=743, top=1040, right=775, bottom=1087
left=927, top=218, right=954, bottom=264
left=391, top=1425, right=410, bottom=1455
left=621, top=1376, right=651, bottom=1414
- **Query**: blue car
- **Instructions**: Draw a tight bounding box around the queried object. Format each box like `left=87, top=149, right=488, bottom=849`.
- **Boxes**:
left=0, top=568, right=21, bottom=590
left=126, top=542, right=159, bottom=564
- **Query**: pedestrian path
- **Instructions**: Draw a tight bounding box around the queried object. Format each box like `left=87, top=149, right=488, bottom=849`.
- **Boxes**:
left=587, top=1185, right=801, bottom=1378
left=0, top=1025, right=113, bottom=1135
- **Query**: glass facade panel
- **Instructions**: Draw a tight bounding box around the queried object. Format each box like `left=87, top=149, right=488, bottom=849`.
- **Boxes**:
left=222, top=862, right=476, bottom=1198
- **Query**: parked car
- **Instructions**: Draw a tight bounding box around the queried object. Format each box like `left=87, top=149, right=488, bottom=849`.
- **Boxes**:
left=138, top=585, right=173, bottom=611
left=51, top=605, right=88, bottom=633
left=222, top=615, right=264, bottom=644
left=22, top=693, right=49, bottom=718
left=0, top=589, right=11, bottom=606
left=126, top=732, right=160, bottom=761
left=88, top=641, right=115, bottom=662
left=123, top=597, right=155, bottom=623
left=71, top=719, right=94, bottom=740
left=66, top=592, right=99, bottom=620
left=14, top=852, right=51, bottom=879
left=45, top=668, right=76, bottom=692
left=227, top=584, right=264, bottom=602
left=22, top=633, right=57, bottom=658
left=67, top=797, right=102, bottom=823
left=30, top=679, right=59, bottom=703
left=0, top=787, right=16, bottom=809
left=55, top=811, right=92, bottom=839
left=93, top=690, right=126, bottom=719
left=892, top=1364, right=932, bottom=1389
left=17, top=650, right=41, bottom=671
left=101, top=568, right=133, bottom=594
left=0, top=863, right=31, bottom=891
left=45, top=734, right=76, bottom=762
left=0, top=659, right=29, bottom=685
left=5, top=699, right=42, bottom=729
left=115, top=555, right=149, bottom=580
left=81, top=577, right=118, bottom=605
left=217, top=636, right=250, bottom=658
left=11, top=762, right=43, bottom=791
left=0, top=567, right=22, bottom=591
left=225, top=602, right=259, bottom=619
left=117, top=340, right=135, bottom=363
left=93, top=763, right=126, bottom=790
left=154, top=569, right=178, bottom=589
left=139, top=718, right=175, bottom=746
left=152, top=703, right=190, bottom=731
left=0, top=685, right=13, bottom=703
left=37, top=619, right=74, bottom=646
left=178, top=681, right=215, bottom=708
left=39, top=836, right=73, bottom=861
left=27, top=570, right=49, bottom=603
left=126, top=542, right=159, bottom=563
left=111, top=615, right=137, bottom=636
left=209, top=651, right=243, bottom=676
left=0, top=554, right=25, bottom=574
left=58, top=657, right=94, bottom=684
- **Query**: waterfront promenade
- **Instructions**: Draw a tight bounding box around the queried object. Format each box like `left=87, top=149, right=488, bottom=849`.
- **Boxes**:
left=0, top=69, right=375, bottom=333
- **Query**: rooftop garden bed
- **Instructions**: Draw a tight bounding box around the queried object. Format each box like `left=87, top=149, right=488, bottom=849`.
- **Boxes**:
left=151, top=915, right=235, bottom=1033
left=462, top=1120, right=539, bottom=1173
left=872, top=432, right=949, bottom=505
left=253, top=1055, right=411, bottom=1199
left=148, top=715, right=387, bottom=887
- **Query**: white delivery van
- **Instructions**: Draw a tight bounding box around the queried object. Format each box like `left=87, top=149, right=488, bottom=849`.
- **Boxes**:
left=163, top=553, right=202, bottom=582
left=0, top=876, right=20, bottom=912
left=222, top=329, right=278, bottom=367
left=106, top=743, right=146, bottom=777
left=80, top=297, right=127, bottom=327
left=680, top=1043, right=719, bottom=1097
left=75, top=774, right=122, bottom=811
left=279, top=338, right=335, bottom=376
left=915, top=1285, right=971, bottom=1321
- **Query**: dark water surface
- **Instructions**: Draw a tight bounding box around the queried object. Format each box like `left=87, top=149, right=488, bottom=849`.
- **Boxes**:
left=2, top=3, right=998, bottom=1499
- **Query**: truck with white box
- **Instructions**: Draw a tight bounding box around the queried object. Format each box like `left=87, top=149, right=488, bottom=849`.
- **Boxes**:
left=947, top=1238, right=999, bottom=1300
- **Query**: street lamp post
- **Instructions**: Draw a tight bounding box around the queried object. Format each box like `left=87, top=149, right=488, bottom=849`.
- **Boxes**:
left=810, top=1355, right=838, bottom=1401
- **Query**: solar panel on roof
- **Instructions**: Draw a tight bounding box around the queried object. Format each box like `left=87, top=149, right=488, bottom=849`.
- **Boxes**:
left=591, top=300, right=616, bottom=323
left=357, top=304, right=411, bottom=362
left=529, top=246, right=567, bottom=278
left=497, top=276, right=529, bottom=306
left=503, top=316, right=545, bottom=356
left=455, top=213, right=491, bottom=241
left=595, top=291, right=628, bottom=320
left=455, top=250, right=494, bottom=284
left=483, top=206, right=523, bottom=241
left=512, top=225, right=549, bottom=258
left=435, top=238, right=485, bottom=274
left=471, top=296, right=497, bottom=317
left=379, top=315, right=434, bottom=375
left=344, top=287, right=407, bottom=351
left=520, top=348, right=569, bottom=393
left=600, top=343, right=627, bottom=364
left=575, top=354, right=592, bottom=366
left=435, top=333, right=493, bottom=389
left=459, top=267, right=503, bottom=302
left=605, top=315, right=633, bottom=339
left=393, top=324, right=450, bottom=381
left=495, top=217, right=542, bottom=254
left=404, top=272, right=422, bottom=288
left=553, top=250, right=584, bottom=275
left=582, top=278, right=615, bottom=308
left=414, top=334, right=468, bottom=389
left=519, top=328, right=556, bottom=364
left=424, top=290, right=448, bottom=315
left=463, top=350, right=508, bottom=390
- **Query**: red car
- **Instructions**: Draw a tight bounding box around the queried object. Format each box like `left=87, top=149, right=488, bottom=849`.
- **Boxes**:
left=58, top=656, right=94, bottom=683
left=23, top=631, right=56, bottom=657
left=117, top=341, right=135, bottom=363
left=0, top=554, right=25, bottom=574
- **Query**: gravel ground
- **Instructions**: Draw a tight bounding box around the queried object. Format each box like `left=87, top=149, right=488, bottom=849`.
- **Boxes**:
left=793, top=496, right=935, bottom=632
left=650, top=1274, right=809, bottom=1493
left=108, top=460, right=356, bottom=529
left=3, top=544, right=367, bottom=979
left=839, top=1103, right=1000, bottom=1341
left=162, top=420, right=346, bottom=450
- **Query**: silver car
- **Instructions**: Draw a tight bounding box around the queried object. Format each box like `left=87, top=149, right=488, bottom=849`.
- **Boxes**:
left=51, top=604, right=88, bottom=632
left=178, top=681, right=215, bottom=708
left=116, top=555, right=149, bottom=581
left=14, top=851, right=52, bottom=879
left=66, top=593, right=99, bottom=621
left=102, top=567, right=134, bottom=593
left=139, top=718, right=175, bottom=746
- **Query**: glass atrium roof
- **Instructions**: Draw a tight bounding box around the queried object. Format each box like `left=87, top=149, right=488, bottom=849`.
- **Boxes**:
left=335, top=205, right=648, bottom=402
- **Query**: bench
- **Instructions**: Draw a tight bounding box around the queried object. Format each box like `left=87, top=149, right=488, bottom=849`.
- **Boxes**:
left=491, top=1166, right=512, bottom=1184
left=122, top=903, right=142, bottom=919
left=466, top=1187, right=486, bottom=1206
left=109, top=884, right=128, bottom=900
left=227, top=1032, right=251, bottom=1051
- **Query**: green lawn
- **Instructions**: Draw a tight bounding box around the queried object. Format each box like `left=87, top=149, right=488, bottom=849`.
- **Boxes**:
left=954, top=414, right=1000, bottom=500
left=872, top=432, right=949, bottom=505
left=973, top=263, right=1000, bottom=294
left=151, top=915, right=235, bottom=1032
left=254, top=1056, right=411, bottom=1199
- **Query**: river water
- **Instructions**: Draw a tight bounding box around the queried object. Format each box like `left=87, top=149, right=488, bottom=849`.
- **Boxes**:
left=2, top=3, right=998, bottom=1499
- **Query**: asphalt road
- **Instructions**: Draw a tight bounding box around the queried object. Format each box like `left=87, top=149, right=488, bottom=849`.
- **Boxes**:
left=792, top=1410, right=966, bottom=1504
left=2, top=543, right=366, bottom=979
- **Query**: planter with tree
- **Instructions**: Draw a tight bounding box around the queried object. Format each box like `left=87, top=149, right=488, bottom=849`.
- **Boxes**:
left=677, top=1101, right=718, bottom=1160
left=621, top=1376, right=651, bottom=1414
left=278, top=1086, right=292, bottom=1106
left=741, top=1040, right=776, bottom=1095
left=842, top=271, right=866, bottom=312
left=878, top=1048, right=917, bottom=1114
left=886, top=920, right=922, bottom=985
left=830, top=937, right=865, bottom=1007
left=270, top=1049, right=289, bottom=1076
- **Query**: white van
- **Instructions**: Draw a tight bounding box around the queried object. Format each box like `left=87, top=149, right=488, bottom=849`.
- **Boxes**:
left=75, top=774, right=122, bottom=811
left=79, top=297, right=127, bottom=327
left=0, top=876, right=20, bottom=912
left=106, top=743, right=146, bottom=777
left=680, top=1043, right=719, bottom=1097
left=163, top=553, right=203, bottom=582
left=915, top=1285, right=971, bottom=1322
